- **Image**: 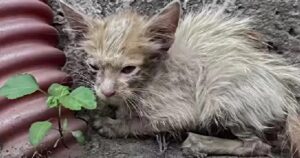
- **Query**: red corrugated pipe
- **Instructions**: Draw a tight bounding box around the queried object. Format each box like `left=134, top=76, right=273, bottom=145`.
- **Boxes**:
left=0, top=0, right=86, bottom=157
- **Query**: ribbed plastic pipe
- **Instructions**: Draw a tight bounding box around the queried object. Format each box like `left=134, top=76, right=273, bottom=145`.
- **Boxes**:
left=0, top=0, right=86, bottom=157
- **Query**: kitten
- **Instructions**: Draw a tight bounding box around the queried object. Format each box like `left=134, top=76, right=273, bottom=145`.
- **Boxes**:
left=60, top=0, right=300, bottom=157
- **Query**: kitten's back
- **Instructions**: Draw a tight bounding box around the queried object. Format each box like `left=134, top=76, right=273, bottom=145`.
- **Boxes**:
left=174, top=6, right=256, bottom=53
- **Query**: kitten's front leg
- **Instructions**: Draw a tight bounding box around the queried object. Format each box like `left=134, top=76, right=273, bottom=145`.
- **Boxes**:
left=92, top=117, right=152, bottom=138
left=182, top=132, right=271, bottom=157
left=92, top=117, right=121, bottom=138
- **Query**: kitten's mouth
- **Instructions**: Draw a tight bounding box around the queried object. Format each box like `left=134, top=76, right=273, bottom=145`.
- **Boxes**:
left=98, top=94, right=110, bottom=101
left=97, top=92, right=123, bottom=105
left=105, top=97, right=124, bottom=106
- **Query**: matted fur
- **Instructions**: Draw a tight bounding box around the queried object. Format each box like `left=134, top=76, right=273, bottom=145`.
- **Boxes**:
left=172, top=5, right=300, bottom=156
left=60, top=0, right=300, bottom=157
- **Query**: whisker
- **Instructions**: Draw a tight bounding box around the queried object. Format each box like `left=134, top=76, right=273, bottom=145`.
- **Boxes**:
left=118, top=90, right=141, bottom=116
left=120, top=94, right=133, bottom=118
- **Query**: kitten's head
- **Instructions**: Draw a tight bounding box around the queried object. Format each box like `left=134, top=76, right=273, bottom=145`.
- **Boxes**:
left=60, top=0, right=181, bottom=105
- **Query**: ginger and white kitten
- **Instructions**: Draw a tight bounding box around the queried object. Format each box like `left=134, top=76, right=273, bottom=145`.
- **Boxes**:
left=60, top=0, right=300, bottom=157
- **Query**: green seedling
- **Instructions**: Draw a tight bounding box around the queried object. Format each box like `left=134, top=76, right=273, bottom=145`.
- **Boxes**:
left=0, top=73, right=97, bottom=149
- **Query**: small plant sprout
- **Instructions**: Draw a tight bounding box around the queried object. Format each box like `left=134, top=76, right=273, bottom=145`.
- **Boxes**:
left=0, top=73, right=97, bottom=149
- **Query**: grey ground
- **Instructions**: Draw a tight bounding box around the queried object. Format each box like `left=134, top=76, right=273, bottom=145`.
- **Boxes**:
left=48, top=0, right=300, bottom=157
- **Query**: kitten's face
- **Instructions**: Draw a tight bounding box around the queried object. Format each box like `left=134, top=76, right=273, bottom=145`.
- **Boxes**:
left=86, top=56, right=142, bottom=104
left=60, top=0, right=181, bottom=105
left=82, top=14, right=158, bottom=104
left=85, top=55, right=143, bottom=104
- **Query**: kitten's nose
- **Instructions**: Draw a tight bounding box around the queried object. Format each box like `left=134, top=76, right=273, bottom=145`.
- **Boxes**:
left=101, top=90, right=116, bottom=98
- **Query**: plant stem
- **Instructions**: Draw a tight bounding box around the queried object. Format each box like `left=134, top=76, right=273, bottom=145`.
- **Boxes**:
left=58, top=105, right=68, bottom=149
left=38, top=88, right=48, bottom=96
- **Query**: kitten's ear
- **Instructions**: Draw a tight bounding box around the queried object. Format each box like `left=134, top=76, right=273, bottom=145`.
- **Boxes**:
left=58, top=0, right=89, bottom=33
left=147, top=0, right=181, bottom=52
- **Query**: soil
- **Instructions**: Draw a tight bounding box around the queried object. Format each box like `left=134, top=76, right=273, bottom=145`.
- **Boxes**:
left=47, top=0, right=300, bottom=157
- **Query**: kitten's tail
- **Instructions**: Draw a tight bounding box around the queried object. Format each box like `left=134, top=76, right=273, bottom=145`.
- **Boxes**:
left=272, top=64, right=300, bottom=157
left=287, top=114, right=300, bottom=158
left=283, top=74, right=300, bottom=157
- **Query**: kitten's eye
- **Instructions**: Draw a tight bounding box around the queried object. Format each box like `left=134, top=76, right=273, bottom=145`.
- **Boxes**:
left=88, top=63, right=99, bottom=71
left=121, top=66, right=136, bottom=74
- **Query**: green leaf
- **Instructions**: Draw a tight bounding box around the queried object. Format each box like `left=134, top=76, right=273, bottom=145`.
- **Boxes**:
left=71, top=87, right=97, bottom=110
left=47, top=84, right=71, bottom=108
left=29, top=121, right=52, bottom=147
left=48, top=83, right=70, bottom=97
left=59, top=95, right=82, bottom=110
left=46, top=96, right=59, bottom=108
left=59, top=86, right=97, bottom=111
left=71, top=130, right=85, bottom=145
left=0, top=74, right=39, bottom=99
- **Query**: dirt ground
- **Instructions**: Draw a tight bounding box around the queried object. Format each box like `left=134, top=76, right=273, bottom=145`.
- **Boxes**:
left=48, top=0, right=300, bottom=157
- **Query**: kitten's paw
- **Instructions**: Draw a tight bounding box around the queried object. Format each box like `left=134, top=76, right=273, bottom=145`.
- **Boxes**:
left=92, top=117, right=118, bottom=138
left=182, top=147, right=208, bottom=158
left=98, top=126, right=117, bottom=138
left=181, top=133, right=208, bottom=158
left=242, top=140, right=271, bottom=156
